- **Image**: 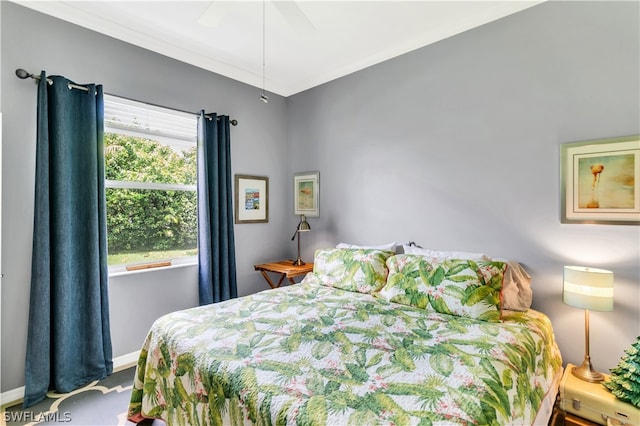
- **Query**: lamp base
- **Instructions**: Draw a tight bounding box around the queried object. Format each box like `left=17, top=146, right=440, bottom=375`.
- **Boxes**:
left=572, top=359, right=605, bottom=383
left=292, top=258, right=305, bottom=266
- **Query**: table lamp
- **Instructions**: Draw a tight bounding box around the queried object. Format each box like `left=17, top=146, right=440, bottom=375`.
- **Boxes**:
left=291, top=215, right=310, bottom=266
left=562, top=265, right=614, bottom=383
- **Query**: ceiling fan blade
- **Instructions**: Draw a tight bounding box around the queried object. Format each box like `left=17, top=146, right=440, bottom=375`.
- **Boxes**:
left=272, top=1, right=315, bottom=33
left=198, top=1, right=226, bottom=28
left=198, top=1, right=315, bottom=33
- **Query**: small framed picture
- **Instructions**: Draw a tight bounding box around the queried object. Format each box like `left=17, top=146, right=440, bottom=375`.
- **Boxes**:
left=294, top=171, right=319, bottom=217
left=561, top=136, right=639, bottom=225
left=234, top=175, right=268, bottom=223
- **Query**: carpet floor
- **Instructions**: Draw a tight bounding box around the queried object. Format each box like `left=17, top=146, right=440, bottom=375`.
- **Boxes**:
left=2, top=368, right=164, bottom=426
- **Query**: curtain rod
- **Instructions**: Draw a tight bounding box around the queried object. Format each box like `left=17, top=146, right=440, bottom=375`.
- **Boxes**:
left=16, top=68, right=90, bottom=92
left=15, top=68, right=238, bottom=126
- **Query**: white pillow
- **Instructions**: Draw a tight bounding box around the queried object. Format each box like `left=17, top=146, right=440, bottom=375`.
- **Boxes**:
left=336, top=242, right=397, bottom=252
left=401, top=245, right=489, bottom=261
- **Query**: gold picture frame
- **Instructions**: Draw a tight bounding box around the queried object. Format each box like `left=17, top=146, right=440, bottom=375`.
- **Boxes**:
left=561, top=135, right=639, bottom=225
left=294, top=171, right=319, bottom=217
left=234, top=175, right=268, bottom=224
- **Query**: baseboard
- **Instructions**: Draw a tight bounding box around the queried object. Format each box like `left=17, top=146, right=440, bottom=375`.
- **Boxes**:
left=0, top=386, right=25, bottom=409
left=0, top=350, right=140, bottom=408
left=113, top=350, right=141, bottom=372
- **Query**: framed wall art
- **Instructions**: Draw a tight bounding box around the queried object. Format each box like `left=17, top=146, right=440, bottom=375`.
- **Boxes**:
left=234, top=175, right=268, bottom=224
left=294, top=171, right=319, bottom=217
left=561, top=135, right=639, bottom=225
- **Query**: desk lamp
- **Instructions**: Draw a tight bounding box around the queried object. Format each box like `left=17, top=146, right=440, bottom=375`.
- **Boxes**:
left=291, top=215, right=310, bottom=266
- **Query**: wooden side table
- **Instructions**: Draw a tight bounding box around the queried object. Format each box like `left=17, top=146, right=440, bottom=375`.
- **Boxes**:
left=254, top=260, right=314, bottom=288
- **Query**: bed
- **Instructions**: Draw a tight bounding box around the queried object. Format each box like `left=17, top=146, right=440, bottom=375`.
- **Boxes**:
left=128, top=247, right=563, bottom=425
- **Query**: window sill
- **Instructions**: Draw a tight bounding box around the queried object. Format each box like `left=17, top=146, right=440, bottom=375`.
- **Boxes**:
left=108, top=258, right=198, bottom=278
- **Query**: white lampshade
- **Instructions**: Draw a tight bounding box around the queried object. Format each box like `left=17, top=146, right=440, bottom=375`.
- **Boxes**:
left=563, top=266, right=614, bottom=312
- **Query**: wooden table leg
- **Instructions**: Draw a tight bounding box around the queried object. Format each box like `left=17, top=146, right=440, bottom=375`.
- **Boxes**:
left=260, top=270, right=275, bottom=288
left=260, top=270, right=286, bottom=288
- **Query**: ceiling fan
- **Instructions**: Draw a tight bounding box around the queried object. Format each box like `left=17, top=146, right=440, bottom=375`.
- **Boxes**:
left=198, top=0, right=316, bottom=103
left=197, top=0, right=315, bottom=34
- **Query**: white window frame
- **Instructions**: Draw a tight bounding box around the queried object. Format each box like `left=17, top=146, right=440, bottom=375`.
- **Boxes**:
left=104, top=95, right=198, bottom=272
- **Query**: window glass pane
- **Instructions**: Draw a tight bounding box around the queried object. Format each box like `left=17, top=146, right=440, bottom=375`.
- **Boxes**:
left=106, top=188, right=197, bottom=266
left=105, top=133, right=196, bottom=186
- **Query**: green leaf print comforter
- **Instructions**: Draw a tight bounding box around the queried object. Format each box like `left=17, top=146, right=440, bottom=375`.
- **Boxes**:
left=128, top=282, right=562, bottom=425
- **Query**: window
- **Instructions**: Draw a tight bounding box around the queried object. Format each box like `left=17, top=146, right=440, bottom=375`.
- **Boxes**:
left=104, top=95, right=198, bottom=267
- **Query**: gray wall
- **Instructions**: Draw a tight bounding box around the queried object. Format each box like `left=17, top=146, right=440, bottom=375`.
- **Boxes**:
left=1, top=2, right=291, bottom=392
left=287, top=1, right=640, bottom=374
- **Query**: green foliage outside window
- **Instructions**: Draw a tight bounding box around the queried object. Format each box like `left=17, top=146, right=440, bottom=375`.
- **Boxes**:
left=104, top=133, right=197, bottom=264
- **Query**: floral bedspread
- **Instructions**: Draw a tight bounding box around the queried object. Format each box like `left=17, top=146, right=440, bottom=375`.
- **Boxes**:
left=128, top=282, right=562, bottom=425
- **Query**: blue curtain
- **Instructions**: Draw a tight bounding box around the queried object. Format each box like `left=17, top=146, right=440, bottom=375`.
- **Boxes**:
left=24, top=72, right=112, bottom=407
left=197, top=112, right=238, bottom=304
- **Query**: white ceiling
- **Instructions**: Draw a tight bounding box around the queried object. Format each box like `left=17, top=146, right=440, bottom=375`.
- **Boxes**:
left=13, top=0, right=544, bottom=97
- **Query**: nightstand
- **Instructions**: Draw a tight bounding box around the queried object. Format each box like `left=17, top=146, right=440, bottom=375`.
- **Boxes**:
left=557, top=363, right=640, bottom=426
left=254, top=260, right=314, bottom=288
